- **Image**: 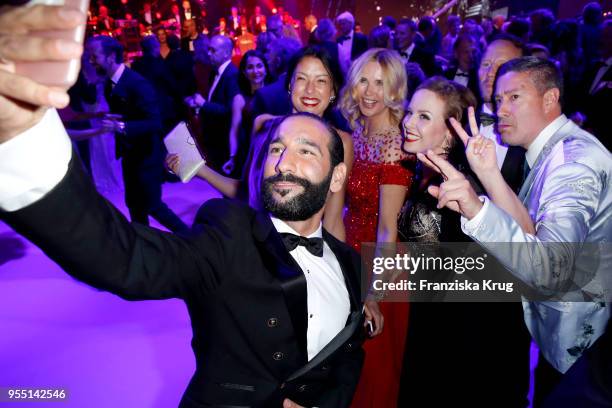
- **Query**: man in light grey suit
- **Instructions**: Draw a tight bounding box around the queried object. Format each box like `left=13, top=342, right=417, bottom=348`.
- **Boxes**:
left=419, top=57, right=611, bottom=396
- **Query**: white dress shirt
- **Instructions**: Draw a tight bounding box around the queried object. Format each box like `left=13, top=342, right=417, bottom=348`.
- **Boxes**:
left=208, top=59, right=232, bottom=101
left=479, top=104, right=508, bottom=168
left=0, top=109, right=71, bottom=212
left=399, top=42, right=416, bottom=63
left=271, top=218, right=350, bottom=361
left=452, top=68, right=469, bottom=87
left=110, top=63, right=126, bottom=86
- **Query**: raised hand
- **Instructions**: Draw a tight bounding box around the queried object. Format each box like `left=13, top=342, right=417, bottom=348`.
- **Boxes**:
left=449, top=106, right=498, bottom=176
left=0, top=4, right=84, bottom=142
left=417, top=149, right=483, bottom=220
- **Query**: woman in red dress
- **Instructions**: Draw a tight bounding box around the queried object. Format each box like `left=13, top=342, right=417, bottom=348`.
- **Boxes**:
left=339, top=48, right=414, bottom=407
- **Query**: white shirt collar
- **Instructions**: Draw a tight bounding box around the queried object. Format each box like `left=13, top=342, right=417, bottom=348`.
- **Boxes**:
left=110, top=63, right=126, bottom=85
left=482, top=104, right=494, bottom=115
left=402, top=42, right=416, bottom=56
left=525, top=114, right=568, bottom=168
left=270, top=216, right=323, bottom=239
left=216, top=59, right=232, bottom=77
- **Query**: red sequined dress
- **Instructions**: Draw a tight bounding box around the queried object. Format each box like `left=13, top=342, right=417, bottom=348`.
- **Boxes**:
left=345, top=127, right=414, bottom=408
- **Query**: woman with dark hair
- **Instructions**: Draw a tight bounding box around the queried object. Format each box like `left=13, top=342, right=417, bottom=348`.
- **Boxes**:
left=223, top=49, right=272, bottom=176
left=397, top=76, right=532, bottom=406
left=166, top=46, right=354, bottom=241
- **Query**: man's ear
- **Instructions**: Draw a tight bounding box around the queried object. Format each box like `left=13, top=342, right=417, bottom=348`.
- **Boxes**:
left=329, top=163, right=347, bottom=194
left=543, top=88, right=560, bottom=113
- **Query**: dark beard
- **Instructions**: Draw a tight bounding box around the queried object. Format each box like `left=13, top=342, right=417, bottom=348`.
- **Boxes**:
left=261, top=172, right=332, bottom=221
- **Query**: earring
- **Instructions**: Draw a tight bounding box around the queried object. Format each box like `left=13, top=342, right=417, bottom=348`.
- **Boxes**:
left=329, top=96, right=336, bottom=103
left=288, top=89, right=291, bottom=95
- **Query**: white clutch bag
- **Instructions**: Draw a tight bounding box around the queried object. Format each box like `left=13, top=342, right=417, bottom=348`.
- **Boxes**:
left=164, top=121, right=205, bottom=182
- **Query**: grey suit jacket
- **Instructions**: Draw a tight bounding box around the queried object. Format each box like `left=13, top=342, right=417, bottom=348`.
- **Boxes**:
left=463, top=118, right=612, bottom=373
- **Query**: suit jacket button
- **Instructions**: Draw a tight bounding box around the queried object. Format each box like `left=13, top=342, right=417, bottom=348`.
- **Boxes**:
left=273, top=351, right=284, bottom=360
left=297, top=384, right=308, bottom=392
left=267, top=317, right=279, bottom=327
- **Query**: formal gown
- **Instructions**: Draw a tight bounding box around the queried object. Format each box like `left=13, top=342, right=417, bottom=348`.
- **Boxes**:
left=396, top=163, right=531, bottom=407
left=345, top=127, right=414, bottom=408
left=84, top=82, right=124, bottom=195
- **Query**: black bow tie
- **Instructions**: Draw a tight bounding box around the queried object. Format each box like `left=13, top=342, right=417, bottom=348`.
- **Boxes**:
left=479, top=111, right=496, bottom=127
left=338, top=35, right=351, bottom=44
left=280, top=233, right=324, bottom=257
left=455, top=71, right=469, bottom=77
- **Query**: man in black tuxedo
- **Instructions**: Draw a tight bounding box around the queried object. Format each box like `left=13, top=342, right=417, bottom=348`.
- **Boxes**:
left=88, top=36, right=188, bottom=233
left=187, top=35, right=240, bottom=172
left=582, top=19, right=611, bottom=150
left=335, top=11, right=368, bottom=75
left=395, top=18, right=440, bottom=77
left=476, top=34, right=527, bottom=193
left=443, top=33, right=481, bottom=102
left=0, top=98, right=367, bottom=406
left=251, top=38, right=302, bottom=118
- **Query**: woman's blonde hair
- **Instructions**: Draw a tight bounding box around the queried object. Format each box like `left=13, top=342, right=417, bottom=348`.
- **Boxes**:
left=339, top=48, right=407, bottom=133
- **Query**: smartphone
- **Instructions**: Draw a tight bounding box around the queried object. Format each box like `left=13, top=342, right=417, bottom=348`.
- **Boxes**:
left=14, top=0, right=90, bottom=88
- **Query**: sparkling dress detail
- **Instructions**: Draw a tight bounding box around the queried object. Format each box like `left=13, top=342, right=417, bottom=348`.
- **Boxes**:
left=345, top=127, right=414, bottom=408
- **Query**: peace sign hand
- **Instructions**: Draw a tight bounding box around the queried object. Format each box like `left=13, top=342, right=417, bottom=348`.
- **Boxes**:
left=417, top=149, right=484, bottom=220
left=449, top=106, right=498, bottom=177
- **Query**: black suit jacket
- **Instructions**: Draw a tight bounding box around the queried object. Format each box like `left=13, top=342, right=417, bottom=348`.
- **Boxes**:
left=407, top=45, right=441, bottom=78
left=105, top=67, right=163, bottom=162
left=1, top=158, right=365, bottom=408
left=443, top=65, right=481, bottom=103
left=198, top=62, right=240, bottom=165
left=251, top=74, right=292, bottom=118
left=132, top=55, right=181, bottom=131
left=341, top=32, right=368, bottom=61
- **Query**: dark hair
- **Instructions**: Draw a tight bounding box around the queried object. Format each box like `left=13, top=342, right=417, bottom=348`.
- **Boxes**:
left=285, top=45, right=344, bottom=108
left=488, top=33, right=527, bottom=56
left=582, top=2, right=602, bottom=25
left=90, top=35, right=123, bottom=63
left=497, top=56, right=564, bottom=106
left=506, top=18, right=530, bottom=40
left=238, top=50, right=271, bottom=95
left=418, top=16, right=435, bottom=33
left=381, top=15, right=397, bottom=30
left=398, top=18, right=417, bottom=33
left=405, top=62, right=425, bottom=101
left=369, top=25, right=392, bottom=48
left=140, top=35, right=159, bottom=57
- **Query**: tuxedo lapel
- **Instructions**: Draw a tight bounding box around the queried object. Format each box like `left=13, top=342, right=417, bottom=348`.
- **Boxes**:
left=252, top=211, right=309, bottom=363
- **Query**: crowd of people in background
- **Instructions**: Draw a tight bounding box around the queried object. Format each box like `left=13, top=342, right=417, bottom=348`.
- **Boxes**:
left=58, top=1, right=611, bottom=406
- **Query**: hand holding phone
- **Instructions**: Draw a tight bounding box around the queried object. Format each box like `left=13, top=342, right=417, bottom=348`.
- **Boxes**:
left=14, top=0, right=90, bottom=88
left=0, top=2, right=86, bottom=142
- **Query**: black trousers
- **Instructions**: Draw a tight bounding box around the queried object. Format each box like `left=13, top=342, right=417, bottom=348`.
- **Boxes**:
left=122, top=157, right=188, bottom=233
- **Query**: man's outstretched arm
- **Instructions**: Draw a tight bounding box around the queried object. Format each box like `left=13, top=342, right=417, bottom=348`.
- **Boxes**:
left=0, top=4, right=223, bottom=300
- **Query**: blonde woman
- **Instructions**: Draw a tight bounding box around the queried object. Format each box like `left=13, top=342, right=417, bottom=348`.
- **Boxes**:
left=339, top=48, right=414, bottom=408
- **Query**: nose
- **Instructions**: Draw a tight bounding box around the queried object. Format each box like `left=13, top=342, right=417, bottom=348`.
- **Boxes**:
left=497, top=98, right=509, bottom=118
left=305, top=79, right=315, bottom=94
left=274, top=149, right=296, bottom=174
